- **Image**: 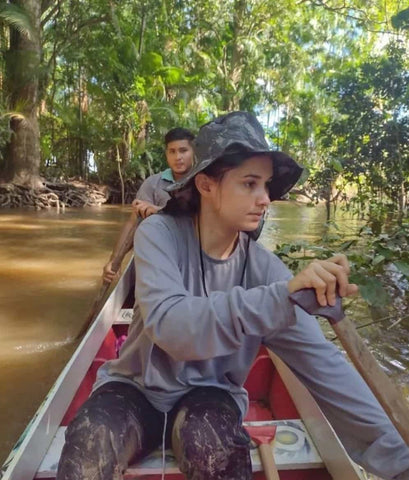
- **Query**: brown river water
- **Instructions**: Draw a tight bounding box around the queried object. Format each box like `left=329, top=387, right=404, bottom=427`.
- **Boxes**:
left=0, top=203, right=408, bottom=465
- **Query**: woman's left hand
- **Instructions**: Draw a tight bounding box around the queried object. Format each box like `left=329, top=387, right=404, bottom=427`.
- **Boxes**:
left=287, top=254, right=359, bottom=307
left=132, top=199, right=160, bottom=219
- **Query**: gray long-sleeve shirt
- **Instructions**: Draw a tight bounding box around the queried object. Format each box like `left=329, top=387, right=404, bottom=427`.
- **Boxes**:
left=95, top=213, right=409, bottom=478
left=96, top=213, right=297, bottom=415
left=136, top=169, right=174, bottom=207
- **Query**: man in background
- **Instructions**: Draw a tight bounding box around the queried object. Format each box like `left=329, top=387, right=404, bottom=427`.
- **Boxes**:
left=102, top=127, right=195, bottom=282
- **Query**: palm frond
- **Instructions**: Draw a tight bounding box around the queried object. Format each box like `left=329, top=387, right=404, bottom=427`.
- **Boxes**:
left=2, top=111, right=28, bottom=124
left=0, top=3, right=34, bottom=39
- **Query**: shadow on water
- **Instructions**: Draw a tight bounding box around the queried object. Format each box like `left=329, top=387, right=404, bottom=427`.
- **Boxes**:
left=0, top=202, right=407, bottom=465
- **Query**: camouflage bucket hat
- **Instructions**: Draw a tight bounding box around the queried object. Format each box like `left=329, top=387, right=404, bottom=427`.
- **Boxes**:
left=166, top=111, right=303, bottom=200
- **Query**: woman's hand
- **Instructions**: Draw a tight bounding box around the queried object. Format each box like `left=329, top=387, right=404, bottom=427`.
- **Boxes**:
left=132, top=199, right=160, bottom=219
left=287, top=254, right=359, bottom=307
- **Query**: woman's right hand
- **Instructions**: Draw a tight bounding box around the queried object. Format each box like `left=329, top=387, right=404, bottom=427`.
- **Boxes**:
left=287, top=254, right=358, bottom=307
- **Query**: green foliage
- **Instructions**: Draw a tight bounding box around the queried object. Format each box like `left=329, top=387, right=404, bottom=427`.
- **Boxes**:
left=1, top=0, right=408, bottom=194
left=0, top=98, right=12, bottom=158
left=349, top=274, right=391, bottom=307
left=275, top=220, right=409, bottom=309
left=314, top=40, right=409, bottom=217
left=395, top=261, right=409, bottom=278
left=0, top=3, right=34, bottom=39
left=0, top=1, right=34, bottom=166
left=391, top=7, right=409, bottom=30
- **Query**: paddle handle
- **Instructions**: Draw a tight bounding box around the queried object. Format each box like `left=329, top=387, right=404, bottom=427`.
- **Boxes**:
left=333, top=317, right=409, bottom=446
left=289, top=288, right=409, bottom=447
left=258, top=444, right=280, bottom=480
left=74, top=215, right=141, bottom=340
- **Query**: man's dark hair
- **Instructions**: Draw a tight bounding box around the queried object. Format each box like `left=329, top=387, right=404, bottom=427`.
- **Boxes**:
left=165, top=127, right=195, bottom=146
left=164, top=153, right=248, bottom=216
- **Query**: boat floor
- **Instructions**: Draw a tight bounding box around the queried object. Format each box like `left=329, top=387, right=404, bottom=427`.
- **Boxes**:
left=34, top=322, right=333, bottom=480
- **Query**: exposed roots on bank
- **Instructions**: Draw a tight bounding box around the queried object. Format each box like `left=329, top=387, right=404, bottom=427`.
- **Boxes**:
left=0, top=181, right=109, bottom=209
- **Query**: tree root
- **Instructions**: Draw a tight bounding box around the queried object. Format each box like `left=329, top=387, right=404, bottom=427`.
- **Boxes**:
left=0, top=181, right=109, bottom=209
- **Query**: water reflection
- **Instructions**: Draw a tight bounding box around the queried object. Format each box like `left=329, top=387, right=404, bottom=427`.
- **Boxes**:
left=0, top=203, right=407, bottom=465
left=261, top=202, right=363, bottom=246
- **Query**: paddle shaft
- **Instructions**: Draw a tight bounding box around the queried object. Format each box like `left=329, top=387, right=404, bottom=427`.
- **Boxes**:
left=246, top=425, right=279, bottom=480
left=289, top=288, right=409, bottom=448
left=332, top=316, right=409, bottom=446
left=74, top=214, right=140, bottom=340
left=258, top=444, right=280, bottom=480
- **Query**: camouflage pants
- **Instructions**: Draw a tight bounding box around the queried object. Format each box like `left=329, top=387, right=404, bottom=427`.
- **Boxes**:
left=57, top=383, right=252, bottom=480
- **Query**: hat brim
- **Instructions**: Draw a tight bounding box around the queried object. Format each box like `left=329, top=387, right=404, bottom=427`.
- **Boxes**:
left=166, top=151, right=303, bottom=201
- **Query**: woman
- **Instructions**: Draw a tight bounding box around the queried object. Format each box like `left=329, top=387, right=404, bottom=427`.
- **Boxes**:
left=58, top=112, right=409, bottom=480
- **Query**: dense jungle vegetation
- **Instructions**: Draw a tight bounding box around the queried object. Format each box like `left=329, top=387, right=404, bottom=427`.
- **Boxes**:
left=0, top=0, right=408, bottom=310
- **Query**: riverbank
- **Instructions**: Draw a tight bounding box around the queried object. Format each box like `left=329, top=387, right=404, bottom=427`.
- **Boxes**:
left=0, top=181, right=109, bottom=209
left=0, top=180, right=316, bottom=210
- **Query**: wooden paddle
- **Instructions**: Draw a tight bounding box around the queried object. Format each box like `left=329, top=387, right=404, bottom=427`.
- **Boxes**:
left=246, top=425, right=279, bottom=480
left=74, top=214, right=141, bottom=340
left=289, top=288, right=409, bottom=447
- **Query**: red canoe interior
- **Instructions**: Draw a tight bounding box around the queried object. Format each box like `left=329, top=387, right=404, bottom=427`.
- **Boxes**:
left=58, top=293, right=332, bottom=480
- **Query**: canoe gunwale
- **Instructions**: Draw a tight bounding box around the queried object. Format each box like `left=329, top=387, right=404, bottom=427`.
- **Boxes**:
left=267, top=351, right=363, bottom=480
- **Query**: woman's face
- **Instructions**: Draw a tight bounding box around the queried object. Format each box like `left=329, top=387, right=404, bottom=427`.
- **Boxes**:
left=206, top=155, right=273, bottom=232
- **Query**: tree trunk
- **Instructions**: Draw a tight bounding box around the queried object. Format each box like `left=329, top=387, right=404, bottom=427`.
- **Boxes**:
left=222, top=0, right=244, bottom=111
left=3, top=0, right=43, bottom=188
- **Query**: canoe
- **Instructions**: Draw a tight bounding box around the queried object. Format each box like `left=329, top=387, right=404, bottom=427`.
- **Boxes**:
left=1, top=258, right=364, bottom=480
